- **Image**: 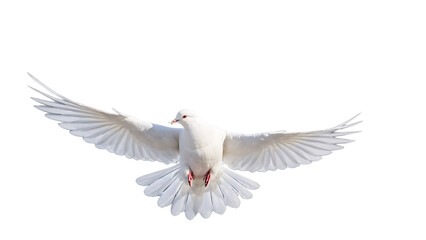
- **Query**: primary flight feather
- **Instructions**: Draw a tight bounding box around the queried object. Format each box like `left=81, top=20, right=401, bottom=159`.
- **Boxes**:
left=29, top=73, right=361, bottom=220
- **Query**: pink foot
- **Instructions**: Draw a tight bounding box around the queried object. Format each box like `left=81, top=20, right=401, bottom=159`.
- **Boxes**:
left=203, top=170, right=211, bottom=187
left=188, top=170, right=194, bottom=187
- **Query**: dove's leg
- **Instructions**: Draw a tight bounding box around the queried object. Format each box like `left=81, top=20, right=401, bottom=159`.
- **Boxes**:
left=203, top=169, right=211, bottom=187
left=188, top=170, right=194, bottom=187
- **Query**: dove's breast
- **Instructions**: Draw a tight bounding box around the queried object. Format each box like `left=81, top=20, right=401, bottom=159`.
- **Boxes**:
left=179, top=123, right=226, bottom=177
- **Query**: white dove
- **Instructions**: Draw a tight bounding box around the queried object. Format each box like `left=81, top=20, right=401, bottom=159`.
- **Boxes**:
left=29, top=73, right=361, bottom=220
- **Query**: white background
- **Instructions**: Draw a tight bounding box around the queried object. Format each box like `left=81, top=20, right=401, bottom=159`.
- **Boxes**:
left=1, top=0, right=425, bottom=239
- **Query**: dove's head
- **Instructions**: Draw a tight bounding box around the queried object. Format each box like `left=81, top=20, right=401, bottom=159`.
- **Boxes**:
left=171, top=109, right=198, bottom=127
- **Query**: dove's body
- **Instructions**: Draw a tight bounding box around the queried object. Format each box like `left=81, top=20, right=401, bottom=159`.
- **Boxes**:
left=179, top=119, right=225, bottom=178
left=29, top=73, right=361, bottom=220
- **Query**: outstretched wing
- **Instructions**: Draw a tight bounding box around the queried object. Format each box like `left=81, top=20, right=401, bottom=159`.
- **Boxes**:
left=222, top=115, right=361, bottom=172
left=29, top=73, right=181, bottom=164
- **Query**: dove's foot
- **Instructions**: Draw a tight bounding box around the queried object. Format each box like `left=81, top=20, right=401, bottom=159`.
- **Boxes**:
left=203, top=170, right=211, bottom=187
left=188, top=170, right=194, bottom=187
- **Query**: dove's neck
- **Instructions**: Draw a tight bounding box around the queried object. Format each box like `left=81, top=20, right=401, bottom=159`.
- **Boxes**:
left=182, top=119, right=225, bottom=149
left=183, top=119, right=209, bottom=136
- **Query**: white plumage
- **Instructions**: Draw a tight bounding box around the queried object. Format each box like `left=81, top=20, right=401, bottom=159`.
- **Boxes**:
left=29, top=73, right=361, bottom=220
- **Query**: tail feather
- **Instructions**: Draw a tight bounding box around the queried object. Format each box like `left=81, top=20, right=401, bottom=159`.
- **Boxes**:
left=170, top=186, right=186, bottom=216
left=223, top=167, right=260, bottom=190
left=136, top=165, right=259, bottom=220
left=185, top=193, right=196, bottom=219
left=211, top=186, right=226, bottom=214
left=222, top=173, right=253, bottom=199
left=136, top=164, right=180, bottom=186
left=217, top=179, right=241, bottom=208
left=199, top=191, right=213, bottom=218
left=144, top=170, right=179, bottom=197
left=157, top=177, right=181, bottom=207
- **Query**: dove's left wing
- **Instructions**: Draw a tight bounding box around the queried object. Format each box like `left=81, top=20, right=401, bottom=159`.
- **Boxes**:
left=29, top=73, right=181, bottom=164
left=222, top=115, right=361, bottom=172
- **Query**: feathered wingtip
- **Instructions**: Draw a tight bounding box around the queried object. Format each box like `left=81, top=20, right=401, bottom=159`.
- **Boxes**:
left=335, top=112, right=362, bottom=128
left=27, top=72, right=71, bottom=101
left=329, top=113, right=362, bottom=135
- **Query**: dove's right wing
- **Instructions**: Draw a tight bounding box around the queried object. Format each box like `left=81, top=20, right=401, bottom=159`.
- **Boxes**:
left=222, top=115, right=361, bottom=172
left=29, top=73, right=181, bottom=164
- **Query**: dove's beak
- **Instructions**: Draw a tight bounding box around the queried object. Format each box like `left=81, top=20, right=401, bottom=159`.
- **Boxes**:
left=171, top=119, right=178, bottom=125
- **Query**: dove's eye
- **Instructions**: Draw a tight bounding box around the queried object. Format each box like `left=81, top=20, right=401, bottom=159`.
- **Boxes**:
left=183, top=115, right=188, bottom=119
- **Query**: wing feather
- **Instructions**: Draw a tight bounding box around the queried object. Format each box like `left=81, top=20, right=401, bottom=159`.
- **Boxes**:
left=29, top=73, right=181, bottom=164
left=223, top=114, right=361, bottom=172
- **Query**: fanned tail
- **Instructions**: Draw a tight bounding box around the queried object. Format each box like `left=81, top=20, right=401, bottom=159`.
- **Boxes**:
left=136, top=165, right=259, bottom=220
